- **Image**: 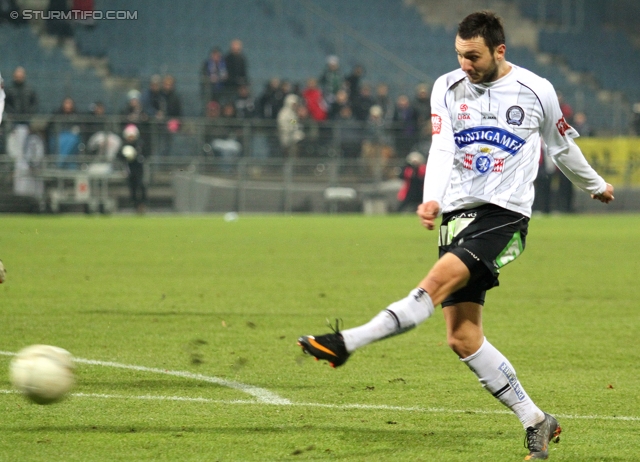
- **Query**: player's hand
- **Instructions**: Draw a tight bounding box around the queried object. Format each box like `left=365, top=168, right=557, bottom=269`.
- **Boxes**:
left=591, top=183, right=614, bottom=204
left=417, top=201, right=440, bottom=230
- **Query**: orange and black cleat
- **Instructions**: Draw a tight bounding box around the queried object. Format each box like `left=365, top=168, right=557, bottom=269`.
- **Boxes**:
left=524, top=413, right=562, bottom=460
left=297, top=320, right=350, bottom=368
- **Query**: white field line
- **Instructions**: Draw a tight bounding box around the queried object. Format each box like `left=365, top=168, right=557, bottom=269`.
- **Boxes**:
left=0, top=350, right=290, bottom=405
left=1, top=389, right=639, bottom=422
left=2, top=351, right=639, bottom=422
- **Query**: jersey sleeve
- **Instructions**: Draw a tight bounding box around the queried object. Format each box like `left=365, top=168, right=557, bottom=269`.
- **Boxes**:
left=539, top=80, right=606, bottom=195
left=423, top=76, right=456, bottom=208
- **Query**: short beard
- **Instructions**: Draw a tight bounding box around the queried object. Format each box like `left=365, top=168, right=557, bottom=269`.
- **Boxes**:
left=479, top=59, right=499, bottom=84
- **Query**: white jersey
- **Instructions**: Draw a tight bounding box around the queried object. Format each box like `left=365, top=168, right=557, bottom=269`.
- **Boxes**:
left=423, top=64, right=606, bottom=217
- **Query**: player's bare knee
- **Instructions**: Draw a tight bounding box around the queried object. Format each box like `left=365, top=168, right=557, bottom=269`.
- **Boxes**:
left=447, top=333, right=481, bottom=358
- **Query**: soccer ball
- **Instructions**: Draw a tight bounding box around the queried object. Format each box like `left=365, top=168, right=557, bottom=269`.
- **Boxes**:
left=9, top=345, right=75, bottom=405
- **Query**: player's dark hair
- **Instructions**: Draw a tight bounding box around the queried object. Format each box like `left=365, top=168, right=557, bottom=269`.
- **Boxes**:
left=457, top=11, right=505, bottom=53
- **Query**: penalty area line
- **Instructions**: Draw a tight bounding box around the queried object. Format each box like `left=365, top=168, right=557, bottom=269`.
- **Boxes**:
left=1, top=389, right=639, bottom=422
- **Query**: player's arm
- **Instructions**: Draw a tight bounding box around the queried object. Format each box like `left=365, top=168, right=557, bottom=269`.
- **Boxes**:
left=539, top=82, right=613, bottom=203
left=419, top=79, right=455, bottom=230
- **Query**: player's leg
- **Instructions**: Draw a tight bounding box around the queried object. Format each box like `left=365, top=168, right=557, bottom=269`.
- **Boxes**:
left=297, top=252, right=469, bottom=367
left=445, top=301, right=545, bottom=426
left=445, top=302, right=561, bottom=459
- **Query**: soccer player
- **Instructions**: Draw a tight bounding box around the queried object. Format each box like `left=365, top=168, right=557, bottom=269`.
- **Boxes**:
left=298, top=11, right=614, bottom=460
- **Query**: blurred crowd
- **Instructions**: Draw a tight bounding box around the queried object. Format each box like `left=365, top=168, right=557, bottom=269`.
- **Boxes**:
left=2, top=39, right=434, bottom=165
left=2, top=37, right=627, bottom=214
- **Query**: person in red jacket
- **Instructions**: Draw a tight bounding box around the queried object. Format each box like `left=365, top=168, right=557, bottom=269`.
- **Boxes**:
left=301, top=78, right=327, bottom=122
left=397, top=151, right=426, bottom=212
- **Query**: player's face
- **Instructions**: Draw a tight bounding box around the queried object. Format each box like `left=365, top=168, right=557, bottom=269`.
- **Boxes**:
left=455, top=35, right=504, bottom=84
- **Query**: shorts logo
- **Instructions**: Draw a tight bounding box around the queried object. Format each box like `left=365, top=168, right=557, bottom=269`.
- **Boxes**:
left=460, top=104, right=468, bottom=111
left=556, top=117, right=571, bottom=136
left=431, top=114, right=442, bottom=134
left=506, top=106, right=524, bottom=126
left=463, top=248, right=481, bottom=261
left=499, top=362, right=526, bottom=401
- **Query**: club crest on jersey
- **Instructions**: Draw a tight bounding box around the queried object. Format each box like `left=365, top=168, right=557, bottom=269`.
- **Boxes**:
left=463, top=151, right=505, bottom=175
left=506, top=106, right=524, bottom=126
left=454, top=126, right=525, bottom=155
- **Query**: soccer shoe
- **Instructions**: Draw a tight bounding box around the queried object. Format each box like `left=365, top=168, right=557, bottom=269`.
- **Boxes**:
left=0, top=260, right=5, bottom=284
left=297, top=320, right=350, bottom=368
left=524, top=413, right=562, bottom=460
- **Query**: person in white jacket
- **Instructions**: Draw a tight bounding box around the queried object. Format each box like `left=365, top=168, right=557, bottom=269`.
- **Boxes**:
left=277, top=94, right=304, bottom=158
left=298, top=11, right=614, bottom=461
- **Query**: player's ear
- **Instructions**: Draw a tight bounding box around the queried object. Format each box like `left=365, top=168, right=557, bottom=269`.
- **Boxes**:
left=495, top=43, right=506, bottom=60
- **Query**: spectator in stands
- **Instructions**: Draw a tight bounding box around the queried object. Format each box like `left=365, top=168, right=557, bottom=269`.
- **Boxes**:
left=572, top=111, right=594, bottom=136
left=52, top=96, right=81, bottom=168
left=393, top=94, right=419, bottom=156
left=122, top=90, right=149, bottom=126
left=413, top=84, right=431, bottom=132
left=397, top=151, right=426, bottom=213
left=319, top=55, right=343, bottom=105
left=333, top=105, right=362, bottom=159
left=277, top=94, right=305, bottom=158
left=159, top=75, right=182, bottom=119
left=84, top=100, right=119, bottom=161
left=221, top=102, right=236, bottom=119
left=225, top=39, right=249, bottom=96
left=374, top=83, right=393, bottom=121
left=5, top=66, right=38, bottom=165
left=413, top=115, right=433, bottom=158
left=201, top=47, right=228, bottom=106
left=301, top=78, right=327, bottom=122
left=352, top=83, right=375, bottom=121
left=557, top=92, right=574, bottom=125
left=361, top=104, right=394, bottom=175
left=328, top=89, right=350, bottom=120
left=141, top=75, right=163, bottom=119
left=4, top=66, right=38, bottom=123
left=257, top=78, right=283, bottom=119
left=13, top=119, right=46, bottom=201
left=345, top=64, right=365, bottom=99
left=533, top=144, right=554, bottom=215
left=234, top=84, right=257, bottom=119
left=212, top=102, right=242, bottom=169
left=203, top=100, right=223, bottom=151
left=280, top=80, right=294, bottom=99
left=158, top=75, right=182, bottom=156
left=118, top=124, right=146, bottom=213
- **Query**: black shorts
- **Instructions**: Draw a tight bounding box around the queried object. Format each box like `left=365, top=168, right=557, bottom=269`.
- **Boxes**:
left=438, top=204, right=529, bottom=307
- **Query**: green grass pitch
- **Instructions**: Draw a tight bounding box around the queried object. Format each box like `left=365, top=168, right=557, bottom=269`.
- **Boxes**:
left=0, top=213, right=638, bottom=461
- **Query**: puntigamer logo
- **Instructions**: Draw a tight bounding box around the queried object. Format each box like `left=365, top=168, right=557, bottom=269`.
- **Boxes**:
left=454, top=126, right=525, bottom=155
left=499, top=362, right=526, bottom=401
